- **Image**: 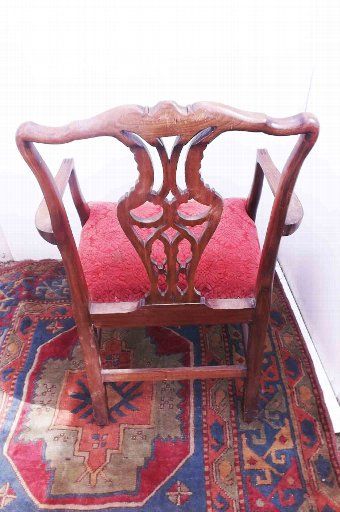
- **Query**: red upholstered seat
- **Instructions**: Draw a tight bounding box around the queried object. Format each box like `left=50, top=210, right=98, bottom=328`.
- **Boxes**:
left=78, top=198, right=261, bottom=303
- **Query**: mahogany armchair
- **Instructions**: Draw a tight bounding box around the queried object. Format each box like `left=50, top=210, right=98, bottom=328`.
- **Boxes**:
left=16, top=101, right=319, bottom=426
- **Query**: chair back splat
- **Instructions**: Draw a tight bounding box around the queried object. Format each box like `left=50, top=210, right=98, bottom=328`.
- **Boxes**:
left=117, top=124, right=224, bottom=304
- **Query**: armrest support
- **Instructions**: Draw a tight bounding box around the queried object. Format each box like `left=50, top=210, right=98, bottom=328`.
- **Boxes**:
left=247, top=149, right=304, bottom=236
left=35, top=158, right=90, bottom=244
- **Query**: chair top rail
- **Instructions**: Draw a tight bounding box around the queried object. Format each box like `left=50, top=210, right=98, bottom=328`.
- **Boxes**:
left=16, top=101, right=319, bottom=147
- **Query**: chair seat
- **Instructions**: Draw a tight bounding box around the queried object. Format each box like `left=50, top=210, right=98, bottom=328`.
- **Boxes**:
left=78, top=198, right=261, bottom=303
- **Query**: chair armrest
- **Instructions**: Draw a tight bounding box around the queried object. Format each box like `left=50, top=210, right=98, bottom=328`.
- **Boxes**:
left=35, top=158, right=90, bottom=244
left=248, top=149, right=304, bottom=236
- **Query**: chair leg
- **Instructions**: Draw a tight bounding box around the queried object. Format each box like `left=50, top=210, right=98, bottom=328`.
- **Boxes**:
left=243, top=313, right=269, bottom=422
left=77, top=323, right=109, bottom=426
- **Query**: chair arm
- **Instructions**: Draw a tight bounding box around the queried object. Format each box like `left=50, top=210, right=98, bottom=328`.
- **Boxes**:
left=248, top=149, right=304, bottom=236
left=35, top=158, right=90, bottom=244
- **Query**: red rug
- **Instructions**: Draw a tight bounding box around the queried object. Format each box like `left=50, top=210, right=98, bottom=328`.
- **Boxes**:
left=0, top=260, right=339, bottom=511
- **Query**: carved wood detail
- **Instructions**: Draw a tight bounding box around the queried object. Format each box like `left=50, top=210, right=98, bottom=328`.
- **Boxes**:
left=117, top=127, right=223, bottom=303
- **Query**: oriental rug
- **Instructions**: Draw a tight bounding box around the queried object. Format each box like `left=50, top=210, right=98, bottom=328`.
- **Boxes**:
left=0, top=260, right=339, bottom=511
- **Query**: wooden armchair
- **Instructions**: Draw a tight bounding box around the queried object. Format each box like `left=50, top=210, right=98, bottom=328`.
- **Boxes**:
left=16, top=101, right=319, bottom=426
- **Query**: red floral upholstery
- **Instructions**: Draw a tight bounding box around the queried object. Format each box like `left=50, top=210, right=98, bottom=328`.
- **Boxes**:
left=78, top=198, right=261, bottom=303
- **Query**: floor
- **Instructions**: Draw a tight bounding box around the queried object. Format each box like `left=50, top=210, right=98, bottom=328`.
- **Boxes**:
left=276, top=263, right=340, bottom=433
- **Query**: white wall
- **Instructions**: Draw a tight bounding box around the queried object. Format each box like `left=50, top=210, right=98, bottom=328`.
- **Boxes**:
left=0, top=224, right=12, bottom=262
left=0, top=3, right=338, bottom=399
left=278, top=4, right=340, bottom=401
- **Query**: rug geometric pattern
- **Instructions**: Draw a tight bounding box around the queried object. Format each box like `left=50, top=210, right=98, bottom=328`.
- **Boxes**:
left=0, top=260, right=339, bottom=511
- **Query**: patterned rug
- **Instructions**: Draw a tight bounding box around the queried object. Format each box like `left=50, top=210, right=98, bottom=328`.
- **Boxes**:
left=0, top=260, right=339, bottom=511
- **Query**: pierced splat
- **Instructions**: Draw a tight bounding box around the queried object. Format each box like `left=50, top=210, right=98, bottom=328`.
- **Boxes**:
left=117, top=127, right=223, bottom=303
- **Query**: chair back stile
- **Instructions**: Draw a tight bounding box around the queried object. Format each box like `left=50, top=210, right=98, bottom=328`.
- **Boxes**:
left=256, top=129, right=318, bottom=299
left=15, top=139, right=90, bottom=311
